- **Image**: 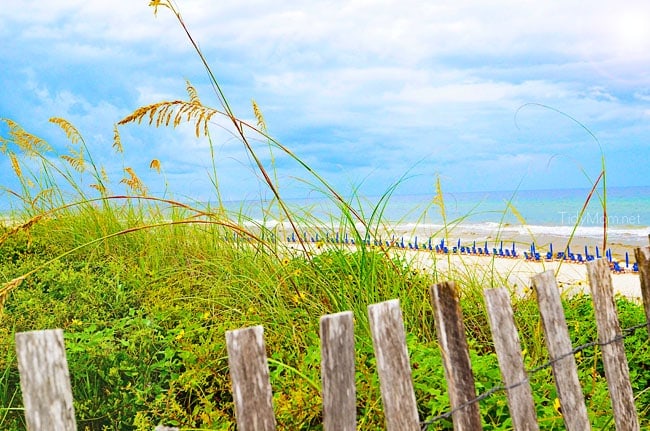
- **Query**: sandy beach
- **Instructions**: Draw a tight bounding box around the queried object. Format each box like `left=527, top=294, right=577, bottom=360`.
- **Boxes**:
left=356, top=223, right=648, bottom=298
left=289, top=226, right=648, bottom=299
left=405, top=250, right=643, bottom=299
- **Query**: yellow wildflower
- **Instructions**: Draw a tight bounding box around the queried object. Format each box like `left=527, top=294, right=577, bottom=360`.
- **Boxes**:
left=291, top=291, right=307, bottom=304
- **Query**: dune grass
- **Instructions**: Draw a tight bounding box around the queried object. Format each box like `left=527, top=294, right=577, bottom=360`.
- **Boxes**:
left=1, top=1, right=649, bottom=429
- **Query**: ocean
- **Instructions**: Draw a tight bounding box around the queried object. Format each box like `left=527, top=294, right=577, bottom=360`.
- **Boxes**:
left=234, top=185, right=650, bottom=250
left=2, top=185, right=648, bottom=251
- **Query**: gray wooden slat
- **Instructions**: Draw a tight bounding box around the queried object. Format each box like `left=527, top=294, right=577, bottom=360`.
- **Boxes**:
left=225, top=326, right=276, bottom=431
left=586, top=259, right=640, bottom=431
left=367, top=299, right=420, bottom=431
left=320, top=311, right=355, bottom=431
left=483, top=288, right=539, bottom=431
left=15, top=329, right=77, bottom=431
left=531, top=270, right=591, bottom=431
left=429, top=282, right=483, bottom=431
left=633, top=246, right=650, bottom=336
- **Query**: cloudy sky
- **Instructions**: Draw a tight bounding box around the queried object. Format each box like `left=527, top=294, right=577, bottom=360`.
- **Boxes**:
left=1, top=0, right=649, bottom=204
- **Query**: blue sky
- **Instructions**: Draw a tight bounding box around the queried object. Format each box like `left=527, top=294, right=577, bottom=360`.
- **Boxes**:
left=1, top=1, right=649, bottom=205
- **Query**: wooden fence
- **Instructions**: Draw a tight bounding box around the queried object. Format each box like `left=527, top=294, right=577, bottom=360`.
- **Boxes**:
left=13, top=247, right=650, bottom=431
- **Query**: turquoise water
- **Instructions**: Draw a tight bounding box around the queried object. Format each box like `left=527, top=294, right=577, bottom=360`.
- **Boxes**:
left=382, top=186, right=650, bottom=247
left=232, top=185, right=650, bottom=247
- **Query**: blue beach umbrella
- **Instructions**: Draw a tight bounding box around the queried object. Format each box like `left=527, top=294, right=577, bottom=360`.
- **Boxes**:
left=626, top=252, right=629, bottom=268
left=550, top=243, right=553, bottom=255
left=584, top=245, right=588, bottom=257
left=596, top=246, right=600, bottom=258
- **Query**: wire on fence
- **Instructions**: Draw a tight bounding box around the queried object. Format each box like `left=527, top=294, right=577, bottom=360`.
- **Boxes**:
left=420, top=319, right=650, bottom=430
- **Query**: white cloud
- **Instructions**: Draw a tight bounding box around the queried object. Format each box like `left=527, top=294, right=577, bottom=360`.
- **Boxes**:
left=2, top=0, right=650, bottom=201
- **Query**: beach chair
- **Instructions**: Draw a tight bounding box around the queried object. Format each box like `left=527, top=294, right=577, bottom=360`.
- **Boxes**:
left=633, top=262, right=639, bottom=272
left=577, top=254, right=584, bottom=263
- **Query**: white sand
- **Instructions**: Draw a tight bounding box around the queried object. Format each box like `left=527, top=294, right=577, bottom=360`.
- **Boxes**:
left=399, top=249, right=642, bottom=299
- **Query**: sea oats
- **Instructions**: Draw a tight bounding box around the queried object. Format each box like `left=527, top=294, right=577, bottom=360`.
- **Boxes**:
left=252, top=99, right=267, bottom=133
left=186, top=80, right=201, bottom=105
left=9, top=152, right=21, bottom=178
left=112, top=124, right=123, bottom=153
left=150, top=159, right=161, bottom=173
left=121, top=167, right=148, bottom=196
left=50, top=117, right=82, bottom=146
left=118, top=100, right=221, bottom=139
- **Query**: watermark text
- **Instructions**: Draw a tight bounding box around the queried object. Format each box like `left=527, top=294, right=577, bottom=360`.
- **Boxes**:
left=559, top=211, right=641, bottom=226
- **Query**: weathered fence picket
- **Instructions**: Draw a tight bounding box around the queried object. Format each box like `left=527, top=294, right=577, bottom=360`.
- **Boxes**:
left=14, top=255, right=649, bottom=430
left=531, top=270, right=591, bottom=431
left=586, top=258, right=640, bottom=431
left=319, top=311, right=355, bottom=431
left=15, top=329, right=76, bottom=431
left=225, top=326, right=276, bottom=431
left=367, top=299, right=420, bottom=430
left=634, top=245, right=650, bottom=336
left=429, top=281, right=483, bottom=431
left=483, top=287, right=539, bottom=431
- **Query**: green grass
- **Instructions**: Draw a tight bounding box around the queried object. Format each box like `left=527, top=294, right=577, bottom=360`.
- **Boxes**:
left=1, top=220, right=648, bottom=430
left=1, top=1, right=649, bottom=429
